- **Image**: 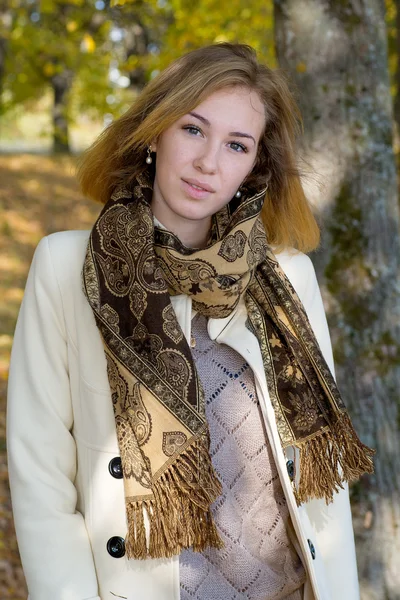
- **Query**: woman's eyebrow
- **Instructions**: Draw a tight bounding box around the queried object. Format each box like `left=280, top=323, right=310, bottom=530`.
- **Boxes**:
left=229, top=131, right=256, bottom=143
left=188, top=111, right=256, bottom=144
left=189, top=111, right=210, bottom=126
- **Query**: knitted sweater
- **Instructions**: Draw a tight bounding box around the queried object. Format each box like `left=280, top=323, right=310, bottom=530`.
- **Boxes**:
left=179, top=314, right=306, bottom=600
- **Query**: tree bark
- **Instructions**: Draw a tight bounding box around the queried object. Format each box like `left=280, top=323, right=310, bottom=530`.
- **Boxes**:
left=273, top=1, right=400, bottom=598
left=51, top=70, right=73, bottom=154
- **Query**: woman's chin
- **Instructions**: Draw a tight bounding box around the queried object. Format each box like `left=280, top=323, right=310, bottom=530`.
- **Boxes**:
left=164, top=200, right=214, bottom=224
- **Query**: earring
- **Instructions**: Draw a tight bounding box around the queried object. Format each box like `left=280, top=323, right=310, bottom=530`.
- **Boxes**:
left=146, top=146, right=153, bottom=165
left=235, top=189, right=242, bottom=198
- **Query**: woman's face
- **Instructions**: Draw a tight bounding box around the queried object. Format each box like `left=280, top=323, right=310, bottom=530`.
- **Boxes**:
left=151, top=86, right=266, bottom=247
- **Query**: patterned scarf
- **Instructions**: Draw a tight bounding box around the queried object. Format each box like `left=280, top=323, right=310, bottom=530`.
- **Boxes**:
left=82, top=172, right=374, bottom=560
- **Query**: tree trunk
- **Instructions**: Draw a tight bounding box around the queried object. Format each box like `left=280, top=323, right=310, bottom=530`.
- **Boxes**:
left=0, top=3, right=12, bottom=114
left=124, top=22, right=148, bottom=91
left=273, top=1, right=400, bottom=598
left=51, top=70, right=73, bottom=154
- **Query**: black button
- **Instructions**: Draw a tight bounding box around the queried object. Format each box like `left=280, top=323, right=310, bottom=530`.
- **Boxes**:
left=107, top=536, right=125, bottom=558
left=286, top=459, right=295, bottom=481
left=109, top=457, right=123, bottom=479
left=308, top=539, right=316, bottom=560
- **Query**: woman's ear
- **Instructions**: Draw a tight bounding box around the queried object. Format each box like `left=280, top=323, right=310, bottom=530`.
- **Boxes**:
left=150, top=138, right=158, bottom=152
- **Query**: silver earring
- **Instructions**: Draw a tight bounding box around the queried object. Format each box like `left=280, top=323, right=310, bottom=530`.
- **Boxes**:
left=235, top=189, right=242, bottom=198
left=146, top=146, right=153, bottom=165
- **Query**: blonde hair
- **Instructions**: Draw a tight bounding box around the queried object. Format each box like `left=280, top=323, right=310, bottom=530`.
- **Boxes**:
left=77, top=43, right=319, bottom=252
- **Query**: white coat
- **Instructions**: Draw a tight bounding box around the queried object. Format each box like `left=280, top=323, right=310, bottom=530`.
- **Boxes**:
left=7, top=230, right=360, bottom=600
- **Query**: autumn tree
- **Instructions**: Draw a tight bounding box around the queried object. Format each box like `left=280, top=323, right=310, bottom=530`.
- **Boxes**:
left=4, top=0, right=111, bottom=152
left=109, top=0, right=171, bottom=92
left=274, top=1, right=400, bottom=598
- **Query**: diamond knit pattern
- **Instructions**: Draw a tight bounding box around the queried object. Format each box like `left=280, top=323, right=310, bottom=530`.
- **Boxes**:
left=179, top=315, right=306, bottom=600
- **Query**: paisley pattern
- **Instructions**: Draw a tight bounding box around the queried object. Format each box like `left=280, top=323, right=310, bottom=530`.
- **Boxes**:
left=116, top=415, right=152, bottom=488
left=129, top=281, right=147, bottom=320
left=82, top=171, right=374, bottom=559
left=162, top=304, right=184, bottom=344
left=247, top=217, right=268, bottom=269
left=162, top=431, right=188, bottom=457
left=217, top=230, right=246, bottom=262
left=106, top=354, right=152, bottom=446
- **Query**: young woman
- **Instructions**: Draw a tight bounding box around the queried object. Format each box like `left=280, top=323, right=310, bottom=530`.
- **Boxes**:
left=7, top=43, right=373, bottom=600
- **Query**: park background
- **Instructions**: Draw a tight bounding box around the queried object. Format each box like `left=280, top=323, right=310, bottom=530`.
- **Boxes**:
left=1, top=0, right=400, bottom=598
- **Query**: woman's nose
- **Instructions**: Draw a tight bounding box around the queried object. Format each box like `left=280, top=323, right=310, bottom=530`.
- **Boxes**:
left=193, top=144, right=218, bottom=174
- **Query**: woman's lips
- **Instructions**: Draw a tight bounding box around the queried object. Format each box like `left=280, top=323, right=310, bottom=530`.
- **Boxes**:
left=182, top=179, right=214, bottom=200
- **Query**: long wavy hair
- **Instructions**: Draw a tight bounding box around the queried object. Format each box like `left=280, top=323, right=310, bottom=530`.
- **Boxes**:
left=77, top=43, right=319, bottom=252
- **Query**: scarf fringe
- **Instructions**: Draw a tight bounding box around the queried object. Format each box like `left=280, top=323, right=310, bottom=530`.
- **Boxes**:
left=296, top=412, right=375, bottom=505
left=125, top=436, right=224, bottom=559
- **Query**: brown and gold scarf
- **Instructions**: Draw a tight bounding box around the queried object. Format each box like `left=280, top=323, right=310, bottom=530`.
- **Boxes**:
left=82, top=171, right=373, bottom=560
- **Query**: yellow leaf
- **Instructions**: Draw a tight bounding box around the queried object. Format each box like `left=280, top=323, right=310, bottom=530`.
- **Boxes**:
left=67, top=21, right=78, bottom=33
left=214, top=34, right=229, bottom=43
left=82, top=33, right=96, bottom=53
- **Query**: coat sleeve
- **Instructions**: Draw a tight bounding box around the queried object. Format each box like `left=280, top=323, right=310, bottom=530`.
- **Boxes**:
left=283, top=251, right=360, bottom=600
left=7, top=236, right=100, bottom=600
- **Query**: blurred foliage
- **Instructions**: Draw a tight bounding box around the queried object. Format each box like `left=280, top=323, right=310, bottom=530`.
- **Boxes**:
left=2, top=1, right=111, bottom=111
left=121, top=0, right=275, bottom=72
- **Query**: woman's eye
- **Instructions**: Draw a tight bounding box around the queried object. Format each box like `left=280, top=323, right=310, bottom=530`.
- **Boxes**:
left=183, top=125, right=202, bottom=136
left=182, top=126, right=247, bottom=153
left=229, top=141, right=248, bottom=153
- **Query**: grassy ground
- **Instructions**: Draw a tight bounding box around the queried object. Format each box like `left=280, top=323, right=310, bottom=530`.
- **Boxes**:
left=0, top=154, right=100, bottom=598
